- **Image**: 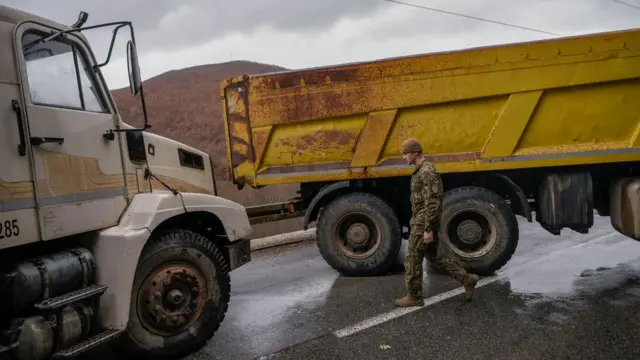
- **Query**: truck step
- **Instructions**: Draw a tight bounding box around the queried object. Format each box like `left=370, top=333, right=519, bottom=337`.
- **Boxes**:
left=52, top=329, right=123, bottom=359
left=34, top=285, right=108, bottom=311
left=0, top=342, right=19, bottom=355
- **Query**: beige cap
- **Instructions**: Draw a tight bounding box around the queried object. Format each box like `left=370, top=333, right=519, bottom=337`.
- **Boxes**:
left=402, top=138, right=422, bottom=154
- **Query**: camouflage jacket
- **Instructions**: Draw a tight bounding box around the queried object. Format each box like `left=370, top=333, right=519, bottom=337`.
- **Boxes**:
left=409, top=160, right=443, bottom=234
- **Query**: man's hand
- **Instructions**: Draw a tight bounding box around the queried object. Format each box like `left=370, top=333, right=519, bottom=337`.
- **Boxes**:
left=422, top=231, right=434, bottom=246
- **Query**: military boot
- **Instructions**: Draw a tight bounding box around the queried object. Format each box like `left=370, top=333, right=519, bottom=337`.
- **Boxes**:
left=463, top=274, right=480, bottom=301
left=394, top=295, right=424, bottom=307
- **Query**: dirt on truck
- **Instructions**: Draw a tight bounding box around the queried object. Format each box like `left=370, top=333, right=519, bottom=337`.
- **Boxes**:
left=0, top=5, right=252, bottom=360
left=221, top=27, right=640, bottom=278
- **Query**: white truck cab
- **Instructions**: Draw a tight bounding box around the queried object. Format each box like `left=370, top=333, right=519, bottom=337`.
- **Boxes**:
left=0, top=6, right=251, bottom=360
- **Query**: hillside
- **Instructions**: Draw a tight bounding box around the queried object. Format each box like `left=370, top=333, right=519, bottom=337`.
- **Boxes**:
left=111, top=61, right=304, bottom=238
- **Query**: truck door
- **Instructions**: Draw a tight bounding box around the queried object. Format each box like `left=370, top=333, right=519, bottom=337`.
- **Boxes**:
left=14, top=23, right=128, bottom=240
left=0, top=20, right=41, bottom=249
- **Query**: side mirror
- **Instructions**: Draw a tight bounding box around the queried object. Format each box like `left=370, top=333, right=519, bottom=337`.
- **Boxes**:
left=126, top=40, right=142, bottom=96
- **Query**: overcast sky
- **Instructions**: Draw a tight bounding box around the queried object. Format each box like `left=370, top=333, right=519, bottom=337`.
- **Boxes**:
left=5, top=0, right=640, bottom=90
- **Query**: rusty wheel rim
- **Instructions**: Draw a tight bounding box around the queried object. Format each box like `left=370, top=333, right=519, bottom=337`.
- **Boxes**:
left=137, top=262, right=210, bottom=336
left=333, top=212, right=382, bottom=259
left=444, top=209, right=498, bottom=259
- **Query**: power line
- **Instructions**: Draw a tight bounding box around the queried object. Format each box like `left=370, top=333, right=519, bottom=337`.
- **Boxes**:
left=382, top=0, right=560, bottom=36
left=612, top=0, right=640, bottom=10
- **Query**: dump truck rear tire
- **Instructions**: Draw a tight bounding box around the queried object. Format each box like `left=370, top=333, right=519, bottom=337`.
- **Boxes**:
left=440, top=186, right=519, bottom=276
left=316, top=192, right=402, bottom=277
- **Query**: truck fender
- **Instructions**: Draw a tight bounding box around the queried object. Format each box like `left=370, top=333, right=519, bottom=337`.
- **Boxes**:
left=490, top=173, right=532, bottom=222
left=179, top=192, right=252, bottom=241
left=303, top=181, right=351, bottom=230
left=90, top=192, right=250, bottom=331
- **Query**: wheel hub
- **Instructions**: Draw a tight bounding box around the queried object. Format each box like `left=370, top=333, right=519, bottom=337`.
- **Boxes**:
left=457, top=219, right=483, bottom=244
left=346, top=223, right=370, bottom=246
left=334, top=213, right=382, bottom=260
left=167, top=289, right=185, bottom=305
left=139, top=265, right=206, bottom=336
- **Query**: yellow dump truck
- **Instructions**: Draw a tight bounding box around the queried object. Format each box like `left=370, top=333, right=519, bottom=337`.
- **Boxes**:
left=222, top=27, right=640, bottom=277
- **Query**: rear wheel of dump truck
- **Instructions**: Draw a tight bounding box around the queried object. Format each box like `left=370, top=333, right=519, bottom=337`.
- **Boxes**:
left=120, top=228, right=231, bottom=359
left=316, top=192, right=402, bottom=277
left=440, top=186, right=519, bottom=276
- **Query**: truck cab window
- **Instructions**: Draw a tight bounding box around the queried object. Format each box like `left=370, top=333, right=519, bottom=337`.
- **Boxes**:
left=21, top=32, right=106, bottom=113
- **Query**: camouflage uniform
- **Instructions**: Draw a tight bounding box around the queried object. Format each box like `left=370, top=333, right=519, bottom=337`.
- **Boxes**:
left=405, top=160, right=469, bottom=298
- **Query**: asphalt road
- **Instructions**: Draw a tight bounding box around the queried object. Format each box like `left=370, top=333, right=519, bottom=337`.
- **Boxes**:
left=184, top=215, right=640, bottom=360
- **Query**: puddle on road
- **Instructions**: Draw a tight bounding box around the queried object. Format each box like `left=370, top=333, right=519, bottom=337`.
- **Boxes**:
left=503, top=234, right=640, bottom=325
left=232, top=273, right=339, bottom=328
left=508, top=235, right=640, bottom=297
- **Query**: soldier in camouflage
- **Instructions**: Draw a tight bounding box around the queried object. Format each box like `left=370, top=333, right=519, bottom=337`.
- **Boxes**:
left=394, top=138, right=480, bottom=307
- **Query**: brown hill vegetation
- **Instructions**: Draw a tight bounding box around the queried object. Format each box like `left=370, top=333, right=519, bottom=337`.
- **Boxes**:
left=111, top=61, right=304, bottom=238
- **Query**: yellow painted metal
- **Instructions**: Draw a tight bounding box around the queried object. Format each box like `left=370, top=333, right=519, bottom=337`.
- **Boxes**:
left=350, top=110, right=398, bottom=168
left=220, top=28, right=640, bottom=188
left=481, top=91, right=543, bottom=158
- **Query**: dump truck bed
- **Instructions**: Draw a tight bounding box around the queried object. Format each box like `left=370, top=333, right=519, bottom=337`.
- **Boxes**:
left=220, top=28, right=640, bottom=188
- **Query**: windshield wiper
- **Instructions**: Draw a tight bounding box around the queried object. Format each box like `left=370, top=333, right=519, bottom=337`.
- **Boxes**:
left=22, top=31, right=63, bottom=52
left=22, top=11, right=88, bottom=52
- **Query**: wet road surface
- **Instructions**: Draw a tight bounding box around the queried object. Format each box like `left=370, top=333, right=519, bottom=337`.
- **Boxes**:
left=184, top=215, right=640, bottom=360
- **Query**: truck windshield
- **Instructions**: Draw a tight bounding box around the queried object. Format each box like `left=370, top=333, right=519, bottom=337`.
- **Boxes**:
left=22, top=32, right=103, bottom=112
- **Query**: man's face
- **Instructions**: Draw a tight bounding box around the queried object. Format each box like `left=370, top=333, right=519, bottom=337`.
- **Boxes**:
left=402, top=152, right=418, bottom=165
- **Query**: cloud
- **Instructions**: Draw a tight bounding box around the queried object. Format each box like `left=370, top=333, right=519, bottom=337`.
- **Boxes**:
left=3, top=0, right=387, bottom=53
left=4, top=0, right=640, bottom=90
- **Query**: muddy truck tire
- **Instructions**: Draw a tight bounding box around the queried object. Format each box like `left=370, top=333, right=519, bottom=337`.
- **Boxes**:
left=316, top=192, right=402, bottom=277
left=439, top=186, right=519, bottom=276
left=120, top=228, right=231, bottom=359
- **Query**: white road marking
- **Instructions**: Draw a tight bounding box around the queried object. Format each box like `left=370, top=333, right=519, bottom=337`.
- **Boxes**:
left=333, top=231, right=619, bottom=338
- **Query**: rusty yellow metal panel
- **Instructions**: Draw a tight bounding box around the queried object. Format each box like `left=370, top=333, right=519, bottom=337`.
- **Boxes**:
left=379, top=96, right=508, bottom=163
left=261, top=114, right=367, bottom=168
left=250, top=126, right=273, bottom=169
left=481, top=91, right=543, bottom=158
left=514, top=80, right=640, bottom=154
left=220, top=28, right=640, bottom=188
left=222, top=80, right=257, bottom=183
left=350, top=110, right=398, bottom=168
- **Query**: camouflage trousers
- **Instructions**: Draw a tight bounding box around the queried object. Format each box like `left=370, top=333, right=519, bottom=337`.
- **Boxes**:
left=404, top=222, right=468, bottom=298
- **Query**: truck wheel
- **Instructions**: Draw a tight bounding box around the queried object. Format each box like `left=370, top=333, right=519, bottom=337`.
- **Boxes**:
left=440, top=187, right=519, bottom=276
left=121, top=228, right=230, bottom=359
left=316, top=192, right=402, bottom=277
